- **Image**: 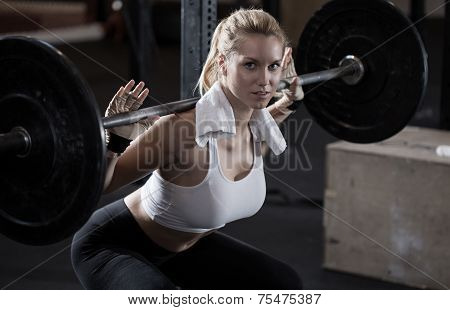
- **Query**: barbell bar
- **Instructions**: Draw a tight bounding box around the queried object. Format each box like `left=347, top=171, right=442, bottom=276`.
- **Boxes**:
left=104, top=55, right=363, bottom=129
left=0, top=54, right=364, bottom=155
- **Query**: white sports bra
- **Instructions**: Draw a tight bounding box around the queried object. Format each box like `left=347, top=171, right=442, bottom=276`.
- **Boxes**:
left=140, top=133, right=266, bottom=233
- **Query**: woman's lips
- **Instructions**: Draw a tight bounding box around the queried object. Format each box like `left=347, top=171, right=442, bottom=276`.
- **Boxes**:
left=252, top=91, right=270, bottom=99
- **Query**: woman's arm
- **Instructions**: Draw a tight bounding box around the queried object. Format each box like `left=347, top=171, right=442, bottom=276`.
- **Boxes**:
left=103, top=114, right=176, bottom=194
left=261, top=95, right=296, bottom=157
left=102, top=79, right=162, bottom=193
left=267, top=95, right=296, bottom=126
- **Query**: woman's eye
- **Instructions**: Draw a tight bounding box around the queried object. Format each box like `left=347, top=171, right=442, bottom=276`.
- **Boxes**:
left=269, top=63, right=280, bottom=71
left=244, top=62, right=256, bottom=69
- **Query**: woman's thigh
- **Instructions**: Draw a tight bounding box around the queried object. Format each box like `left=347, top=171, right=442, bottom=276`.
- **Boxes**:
left=71, top=200, right=179, bottom=290
left=73, top=246, right=178, bottom=289
left=159, top=231, right=302, bottom=289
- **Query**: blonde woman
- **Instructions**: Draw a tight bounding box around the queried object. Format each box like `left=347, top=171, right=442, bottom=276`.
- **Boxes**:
left=71, top=8, right=304, bottom=289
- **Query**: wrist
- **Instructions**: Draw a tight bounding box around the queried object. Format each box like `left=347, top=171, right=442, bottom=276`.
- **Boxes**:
left=106, top=131, right=132, bottom=154
left=273, top=96, right=295, bottom=115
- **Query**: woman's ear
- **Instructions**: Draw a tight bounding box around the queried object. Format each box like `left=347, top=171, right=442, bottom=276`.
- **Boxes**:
left=218, top=54, right=227, bottom=76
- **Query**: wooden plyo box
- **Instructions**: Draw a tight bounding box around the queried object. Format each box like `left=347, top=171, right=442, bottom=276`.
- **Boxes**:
left=323, top=126, right=450, bottom=289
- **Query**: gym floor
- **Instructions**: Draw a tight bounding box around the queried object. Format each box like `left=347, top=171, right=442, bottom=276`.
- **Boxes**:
left=0, top=18, right=443, bottom=290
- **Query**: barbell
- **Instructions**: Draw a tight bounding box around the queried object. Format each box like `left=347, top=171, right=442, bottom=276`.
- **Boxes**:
left=0, top=0, right=428, bottom=245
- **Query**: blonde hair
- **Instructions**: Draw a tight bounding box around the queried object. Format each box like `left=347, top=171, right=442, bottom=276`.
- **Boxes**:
left=196, top=9, right=289, bottom=96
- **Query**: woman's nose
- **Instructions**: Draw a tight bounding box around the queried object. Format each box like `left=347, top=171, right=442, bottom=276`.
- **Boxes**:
left=257, top=68, right=270, bottom=86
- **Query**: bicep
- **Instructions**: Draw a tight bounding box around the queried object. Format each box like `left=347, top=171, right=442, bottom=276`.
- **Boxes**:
left=106, top=116, right=176, bottom=191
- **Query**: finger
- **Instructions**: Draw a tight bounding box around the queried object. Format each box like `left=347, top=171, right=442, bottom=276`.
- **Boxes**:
left=281, top=88, right=292, bottom=99
left=285, top=47, right=292, bottom=62
left=130, top=81, right=145, bottom=98
left=124, top=82, right=143, bottom=110
left=131, top=88, right=149, bottom=110
left=290, top=76, right=298, bottom=87
left=292, top=78, right=304, bottom=100
left=282, top=47, right=290, bottom=60
left=127, top=82, right=145, bottom=109
left=118, top=92, right=127, bottom=111
left=114, top=86, right=123, bottom=99
left=111, top=86, right=124, bottom=110
left=116, top=86, right=125, bottom=98
left=113, top=86, right=127, bottom=111
left=295, top=77, right=303, bottom=89
left=284, top=61, right=298, bottom=80
left=123, top=79, right=135, bottom=94
left=128, top=85, right=147, bottom=110
left=281, top=47, right=292, bottom=69
left=125, top=82, right=143, bottom=109
left=296, top=84, right=304, bottom=100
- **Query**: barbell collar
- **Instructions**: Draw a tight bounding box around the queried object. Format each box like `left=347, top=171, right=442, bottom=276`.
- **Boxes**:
left=277, top=55, right=365, bottom=91
left=0, top=127, right=31, bottom=157
left=299, top=66, right=348, bottom=86
left=338, top=55, right=365, bottom=85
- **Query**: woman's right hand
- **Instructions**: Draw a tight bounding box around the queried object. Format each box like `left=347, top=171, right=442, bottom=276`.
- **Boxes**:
left=105, top=80, right=159, bottom=142
left=105, top=80, right=160, bottom=154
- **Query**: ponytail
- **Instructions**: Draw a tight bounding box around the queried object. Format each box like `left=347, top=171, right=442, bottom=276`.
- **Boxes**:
left=196, top=20, right=225, bottom=96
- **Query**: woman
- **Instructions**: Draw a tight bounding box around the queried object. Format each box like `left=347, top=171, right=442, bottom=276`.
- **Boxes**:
left=71, top=8, right=304, bottom=290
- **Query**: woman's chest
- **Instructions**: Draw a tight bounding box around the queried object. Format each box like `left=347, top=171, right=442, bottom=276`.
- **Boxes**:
left=161, top=137, right=256, bottom=186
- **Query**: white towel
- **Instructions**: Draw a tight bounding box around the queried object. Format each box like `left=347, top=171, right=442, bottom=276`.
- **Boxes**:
left=195, top=81, right=287, bottom=155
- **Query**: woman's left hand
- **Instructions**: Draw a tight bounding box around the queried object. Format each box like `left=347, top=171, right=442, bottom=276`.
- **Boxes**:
left=282, top=76, right=304, bottom=103
left=274, top=47, right=304, bottom=113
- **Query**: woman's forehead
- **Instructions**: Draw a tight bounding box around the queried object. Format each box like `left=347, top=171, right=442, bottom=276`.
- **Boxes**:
left=234, top=34, right=284, bottom=59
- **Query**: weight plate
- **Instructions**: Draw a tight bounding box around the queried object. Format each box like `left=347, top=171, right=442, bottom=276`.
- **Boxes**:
left=0, top=37, right=106, bottom=245
left=296, top=0, right=428, bottom=143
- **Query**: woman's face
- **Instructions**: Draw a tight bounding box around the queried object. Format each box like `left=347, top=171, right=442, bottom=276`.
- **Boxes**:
left=222, top=34, right=284, bottom=110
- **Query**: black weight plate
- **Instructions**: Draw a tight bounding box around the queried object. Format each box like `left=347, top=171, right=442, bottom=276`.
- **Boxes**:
left=296, top=0, right=428, bottom=143
left=0, top=37, right=106, bottom=245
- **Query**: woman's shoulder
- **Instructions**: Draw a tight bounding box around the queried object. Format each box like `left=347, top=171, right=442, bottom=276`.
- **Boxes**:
left=154, top=108, right=195, bottom=133
left=144, top=108, right=196, bottom=152
left=174, top=107, right=196, bottom=124
left=171, top=108, right=197, bottom=148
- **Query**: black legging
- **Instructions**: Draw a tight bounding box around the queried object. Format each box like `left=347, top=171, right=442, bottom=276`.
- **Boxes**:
left=71, top=199, right=302, bottom=289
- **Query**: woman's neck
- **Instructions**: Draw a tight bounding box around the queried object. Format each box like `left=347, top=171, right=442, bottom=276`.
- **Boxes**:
left=220, top=83, right=253, bottom=136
